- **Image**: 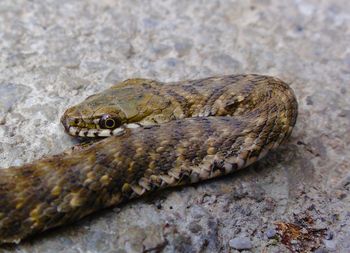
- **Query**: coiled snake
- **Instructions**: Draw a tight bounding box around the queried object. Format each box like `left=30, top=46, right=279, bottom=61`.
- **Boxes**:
left=0, top=74, right=298, bottom=244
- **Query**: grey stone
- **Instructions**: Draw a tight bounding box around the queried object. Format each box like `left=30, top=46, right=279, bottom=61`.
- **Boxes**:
left=0, top=83, right=32, bottom=114
left=325, top=230, right=334, bottom=240
left=338, top=109, right=350, bottom=118
left=229, top=237, right=253, bottom=250
left=266, top=228, right=277, bottom=239
left=210, top=54, right=241, bottom=72
left=174, top=40, right=192, bottom=57
left=172, top=234, right=194, bottom=253
left=306, top=96, right=313, bottom=105
left=324, top=239, right=337, bottom=251
left=307, top=90, right=340, bottom=112
left=188, top=221, right=202, bottom=234
left=314, top=248, right=329, bottom=253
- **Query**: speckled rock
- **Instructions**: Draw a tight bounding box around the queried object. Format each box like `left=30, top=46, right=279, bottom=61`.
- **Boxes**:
left=229, top=237, right=253, bottom=250
left=0, top=0, right=349, bottom=252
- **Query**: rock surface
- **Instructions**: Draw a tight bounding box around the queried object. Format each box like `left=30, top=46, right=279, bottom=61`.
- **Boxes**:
left=0, top=0, right=349, bottom=252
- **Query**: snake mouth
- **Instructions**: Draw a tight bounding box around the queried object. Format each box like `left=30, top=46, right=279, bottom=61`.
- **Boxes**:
left=61, top=115, right=142, bottom=138
left=66, top=125, right=126, bottom=138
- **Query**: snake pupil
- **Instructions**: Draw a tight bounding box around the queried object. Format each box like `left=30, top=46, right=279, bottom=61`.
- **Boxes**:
left=99, top=114, right=119, bottom=129
left=105, top=118, right=115, bottom=128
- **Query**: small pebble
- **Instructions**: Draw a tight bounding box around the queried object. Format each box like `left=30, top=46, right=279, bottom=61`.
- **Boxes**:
left=265, top=228, right=277, bottom=239
left=314, top=248, right=328, bottom=253
left=325, top=230, right=334, bottom=240
left=306, top=96, right=313, bottom=105
left=0, top=116, right=6, bottom=125
left=188, top=222, right=202, bottom=234
left=290, top=239, right=298, bottom=245
left=229, top=237, right=253, bottom=250
left=324, top=239, right=337, bottom=251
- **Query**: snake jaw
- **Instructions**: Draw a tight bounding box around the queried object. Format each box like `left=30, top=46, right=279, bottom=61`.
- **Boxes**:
left=61, top=114, right=141, bottom=138
left=66, top=124, right=143, bottom=138
left=67, top=125, right=127, bottom=137
left=61, top=117, right=126, bottom=138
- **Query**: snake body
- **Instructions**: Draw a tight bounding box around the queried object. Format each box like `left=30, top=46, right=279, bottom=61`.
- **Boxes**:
left=0, top=74, right=298, bottom=243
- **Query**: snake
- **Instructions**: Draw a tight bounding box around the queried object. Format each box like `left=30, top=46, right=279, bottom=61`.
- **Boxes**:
left=0, top=74, right=298, bottom=244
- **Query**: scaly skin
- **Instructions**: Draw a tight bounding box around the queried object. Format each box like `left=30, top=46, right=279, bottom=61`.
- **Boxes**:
left=0, top=74, right=298, bottom=243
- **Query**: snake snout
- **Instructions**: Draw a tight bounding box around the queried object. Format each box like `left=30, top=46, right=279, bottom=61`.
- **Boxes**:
left=60, top=115, right=88, bottom=137
left=60, top=108, right=85, bottom=135
left=60, top=114, right=70, bottom=132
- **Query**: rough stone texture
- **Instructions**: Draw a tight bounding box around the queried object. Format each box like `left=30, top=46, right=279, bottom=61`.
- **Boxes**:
left=0, top=0, right=349, bottom=252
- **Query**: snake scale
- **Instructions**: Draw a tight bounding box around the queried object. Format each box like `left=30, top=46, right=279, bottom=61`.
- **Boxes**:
left=0, top=74, right=298, bottom=244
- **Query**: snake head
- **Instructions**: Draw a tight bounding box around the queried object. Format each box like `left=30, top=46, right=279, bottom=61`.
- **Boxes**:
left=60, top=103, right=128, bottom=138
left=61, top=79, right=174, bottom=138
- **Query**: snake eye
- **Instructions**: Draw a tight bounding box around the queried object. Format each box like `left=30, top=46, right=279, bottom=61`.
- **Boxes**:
left=99, top=114, right=120, bottom=129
